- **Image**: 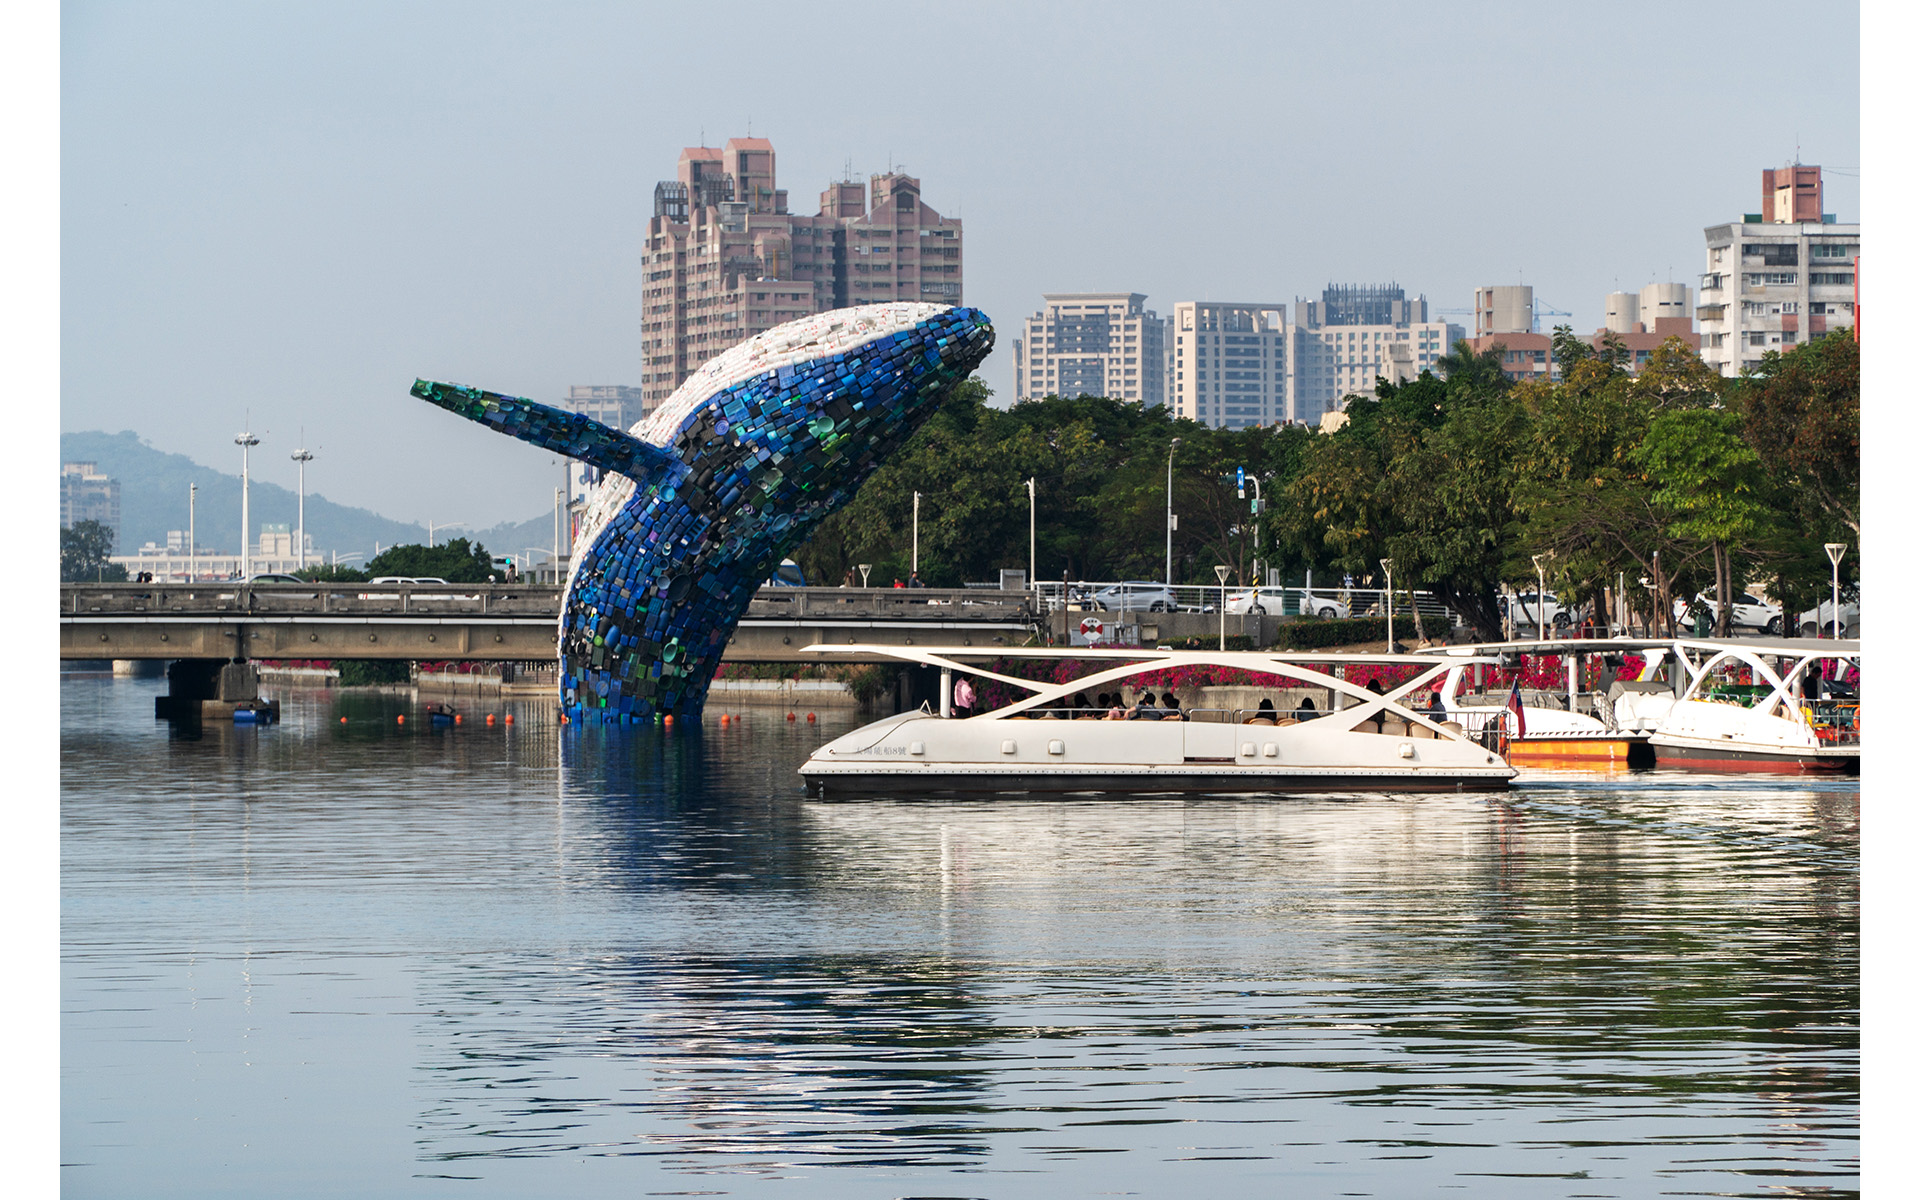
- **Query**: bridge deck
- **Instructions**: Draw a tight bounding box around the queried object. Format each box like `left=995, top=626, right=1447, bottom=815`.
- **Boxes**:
left=60, top=583, right=1038, bottom=663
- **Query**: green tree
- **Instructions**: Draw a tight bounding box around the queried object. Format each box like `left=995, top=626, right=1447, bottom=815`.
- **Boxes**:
left=1733, top=326, right=1859, bottom=535
left=1634, top=407, right=1770, bottom=636
left=295, top=564, right=370, bottom=583
left=61, top=520, right=127, bottom=582
left=364, top=537, right=495, bottom=582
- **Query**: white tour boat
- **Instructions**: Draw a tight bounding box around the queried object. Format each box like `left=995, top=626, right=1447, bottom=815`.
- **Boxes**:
left=797, top=646, right=1516, bottom=797
left=1420, top=638, right=1691, bottom=768
left=1647, top=638, right=1860, bottom=773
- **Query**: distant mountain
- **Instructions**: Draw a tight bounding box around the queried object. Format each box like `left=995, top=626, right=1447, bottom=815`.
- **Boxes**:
left=62, top=430, right=568, bottom=565
left=63, top=430, right=426, bottom=560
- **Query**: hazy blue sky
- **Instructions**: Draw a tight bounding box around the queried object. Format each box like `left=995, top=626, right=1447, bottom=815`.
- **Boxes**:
left=61, top=0, right=1861, bottom=531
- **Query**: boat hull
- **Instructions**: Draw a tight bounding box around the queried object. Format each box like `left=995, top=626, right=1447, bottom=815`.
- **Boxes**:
left=1646, top=736, right=1858, bottom=774
left=802, top=766, right=1513, bottom=798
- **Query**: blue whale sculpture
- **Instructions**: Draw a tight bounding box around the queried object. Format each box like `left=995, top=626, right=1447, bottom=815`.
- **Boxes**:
left=413, top=302, right=995, bottom=722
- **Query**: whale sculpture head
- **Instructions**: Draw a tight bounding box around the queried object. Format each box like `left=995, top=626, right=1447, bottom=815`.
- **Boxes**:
left=413, top=302, right=994, bottom=722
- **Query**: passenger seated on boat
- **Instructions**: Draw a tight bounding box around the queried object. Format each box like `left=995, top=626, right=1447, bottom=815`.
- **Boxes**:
left=1074, top=692, right=1101, bottom=719
left=1135, top=692, right=1163, bottom=720
left=1294, top=696, right=1319, bottom=721
left=1104, top=694, right=1127, bottom=720
left=1161, top=694, right=1186, bottom=721
left=1246, top=698, right=1276, bottom=725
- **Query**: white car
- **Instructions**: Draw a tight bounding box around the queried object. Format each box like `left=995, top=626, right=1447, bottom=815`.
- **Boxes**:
left=1223, top=587, right=1349, bottom=619
left=1502, top=590, right=1573, bottom=631
left=1675, top=589, right=1784, bottom=635
left=1797, top=599, right=1859, bottom=638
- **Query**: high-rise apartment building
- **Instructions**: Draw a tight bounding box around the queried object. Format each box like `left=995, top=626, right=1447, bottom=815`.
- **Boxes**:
left=1011, top=293, right=1168, bottom=405
left=1697, top=164, right=1856, bottom=377
left=61, top=461, right=120, bottom=543
left=1291, top=285, right=1457, bottom=424
left=560, top=385, right=651, bottom=503
left=639, top=138, right=963, bottom=410
left=1169, top=302, right=1289, bottom=428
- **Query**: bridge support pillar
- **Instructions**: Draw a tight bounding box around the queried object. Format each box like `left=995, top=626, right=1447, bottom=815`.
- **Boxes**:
left=155, top=659, right=260, bottom=721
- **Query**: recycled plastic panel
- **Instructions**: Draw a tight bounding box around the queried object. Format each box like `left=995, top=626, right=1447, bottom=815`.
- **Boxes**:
left=413, top=302, right=995, bottom=722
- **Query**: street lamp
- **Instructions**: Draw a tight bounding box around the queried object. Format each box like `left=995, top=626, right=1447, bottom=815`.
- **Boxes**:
left=235, top=428, right=260, bottom=578
left=291, top=445, right=314, bottom=571
left=188, top=482, right=197, bottom=584
left=912, top=491, right=921, bottom=576
left=1027, top=477, right=1036, bottom=593
left=1214, top=564, right=1231, bottom=650
left=1824, top=543, right=1847, bottom=638
left=1530, top=552, right=1551, bottom=643
left=858, top=563, right=872, bottom=588
left=1379, top=558, right=1394, bottom=649
left=428, top=520, right=466, bottom=548
left=1165, top=437, right=1182, bottom=586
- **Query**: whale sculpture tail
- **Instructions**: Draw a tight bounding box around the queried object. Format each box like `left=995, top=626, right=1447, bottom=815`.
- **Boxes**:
left=415, top=303, right=994, bottom=722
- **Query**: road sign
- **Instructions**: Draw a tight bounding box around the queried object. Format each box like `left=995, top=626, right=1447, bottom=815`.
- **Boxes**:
left=1236, top=465, right=1245, bottom=498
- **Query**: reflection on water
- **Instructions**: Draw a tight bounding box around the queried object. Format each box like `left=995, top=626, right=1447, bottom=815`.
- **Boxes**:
left=62, top=675, right=1858, bottom=1197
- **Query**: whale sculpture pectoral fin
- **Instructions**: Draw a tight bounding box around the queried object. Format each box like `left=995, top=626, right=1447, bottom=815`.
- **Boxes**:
left=411, top=379, right=675, bottom=481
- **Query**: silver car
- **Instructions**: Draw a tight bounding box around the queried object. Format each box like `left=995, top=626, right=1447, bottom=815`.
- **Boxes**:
left=1089, top=582, right=1176, bottom=612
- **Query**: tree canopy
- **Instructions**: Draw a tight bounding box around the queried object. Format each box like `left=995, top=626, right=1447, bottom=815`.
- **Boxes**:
left=804, top=327, right=1859, bottom=641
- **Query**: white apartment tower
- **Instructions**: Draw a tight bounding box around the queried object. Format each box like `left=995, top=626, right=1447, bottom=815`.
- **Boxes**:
left=1697, top=164, right=1856, bottom=376
left=1292, top=285, right=1458, bottom=424
left=1170, top=302, right=1288, bottom=428
left=1012, top=293, right=1167, bottom=405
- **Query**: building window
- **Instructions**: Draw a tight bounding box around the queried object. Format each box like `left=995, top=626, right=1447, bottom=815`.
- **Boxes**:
left=1810, top=272, right=1855, bottom=285
left=1748, top=331, right=1768, bottom=346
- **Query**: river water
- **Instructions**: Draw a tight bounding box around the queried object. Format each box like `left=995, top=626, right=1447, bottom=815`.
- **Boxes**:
left=61, top=674, right=1859, bottom=1198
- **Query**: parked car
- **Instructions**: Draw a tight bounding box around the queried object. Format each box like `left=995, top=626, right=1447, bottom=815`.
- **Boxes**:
left=1088, top=581, right=1177, bottom=612
left=1500, top=590, right=1574, bottom=631
left=1223, top=586, right=1349, bottom=619
left=370, top=576, right=450, bottom=585
left=241, top=573, right=305, bottom=584
left=1797, top=598, right=1859, bottom=638
left=1674, top=588, right=1784, bottom=634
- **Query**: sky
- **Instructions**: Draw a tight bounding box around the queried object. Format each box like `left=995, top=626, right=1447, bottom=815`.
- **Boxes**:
left=60, top=0, right=1862, bottom=532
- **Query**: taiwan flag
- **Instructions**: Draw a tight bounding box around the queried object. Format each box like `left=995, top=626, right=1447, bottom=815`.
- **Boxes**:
left=1506, top=679, right=1527, bottom=738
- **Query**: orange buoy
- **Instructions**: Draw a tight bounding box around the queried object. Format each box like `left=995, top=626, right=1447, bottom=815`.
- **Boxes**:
left=560, top=714, right=569, bottom=724
left=486, top=713, right=496, bottom=726
left=454, top=714, right=463, bottom=724
left=664, top=714, right=675, bottom=726
left=504, top=714, right=514, bottom=724
left=806, top=712, right=816, bottom=723
left=396, top=715, right=405, bottom=725
left=339, top=716, right=347, bottom=724
left=720, top=714, right=730, bottom=726
left=787, top=712, right=796, bottom=722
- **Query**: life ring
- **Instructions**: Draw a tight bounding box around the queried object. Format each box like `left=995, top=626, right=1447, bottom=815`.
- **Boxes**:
left=1079, top=617, right=1104, bottom=639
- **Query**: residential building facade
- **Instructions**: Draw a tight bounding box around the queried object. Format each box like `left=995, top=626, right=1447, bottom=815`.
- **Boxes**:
left=1011, top=293, right=1167, bottom=406
left=639, top=138, right=963, bottom=410
left=1291, top=284, right=1458, bottom=423
left=1697, top=165, right=1856, bottom=377
left=1169, top=302, right=1289, bottom=428
left=61, top=461, right=121, bottom=544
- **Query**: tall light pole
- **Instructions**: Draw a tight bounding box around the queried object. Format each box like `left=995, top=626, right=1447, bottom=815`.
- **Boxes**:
left=188, top=482, right=197, bottom=583
left=291, top=445, right=313, bottom=572
left=235, top=428, right=260, bottom=578
left=552, top=487, right=563, bottom=582
left=1531, top=552, right=1550, bottom=643
left=1824, top=543, right=1847, bottom=638
left=1165, top=437, right=1182, bottom=586
left=1026, top=477, right=1036, bottom=592
left=428, top=520, right=465, bottom=548
left=1380, top=557, right=1394, bottom=649
left=1215, top=564, right=1231, bottom=650
left=912, top=491, right=921, bottom=576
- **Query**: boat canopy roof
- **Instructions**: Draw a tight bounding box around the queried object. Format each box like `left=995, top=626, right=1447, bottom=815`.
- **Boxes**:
left=803, top=644, right=1499, bottom=714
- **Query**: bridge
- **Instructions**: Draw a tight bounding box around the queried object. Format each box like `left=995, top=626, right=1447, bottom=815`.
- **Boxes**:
left=60, top=582, right=1040, bottom=666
